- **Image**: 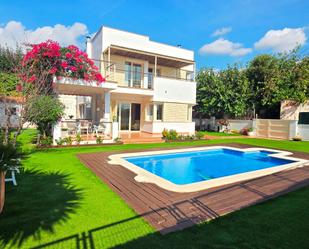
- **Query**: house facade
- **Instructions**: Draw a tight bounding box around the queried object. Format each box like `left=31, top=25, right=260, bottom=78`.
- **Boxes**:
left=54, top=26, right=196, bottom=142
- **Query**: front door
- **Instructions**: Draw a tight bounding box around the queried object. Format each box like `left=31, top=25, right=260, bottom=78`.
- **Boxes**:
left=118, top=102, right=141, bottom=131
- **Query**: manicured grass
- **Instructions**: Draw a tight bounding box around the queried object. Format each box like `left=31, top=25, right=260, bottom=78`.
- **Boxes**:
left=200, top=131, right=242, bottom=136
left=0, top=129, right=309, bottom=248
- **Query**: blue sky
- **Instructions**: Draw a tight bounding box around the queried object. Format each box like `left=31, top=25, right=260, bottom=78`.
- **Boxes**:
left=0, top=0, right=308, bottom=69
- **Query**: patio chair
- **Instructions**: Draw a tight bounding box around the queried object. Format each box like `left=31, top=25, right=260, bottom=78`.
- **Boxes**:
left=93, top=119, right=106, bottom=136
left=80, top=120, right=92, bottom=135
left=66, top=121, right=77, bottom=135
left=5, top=159, right=21, bottom=186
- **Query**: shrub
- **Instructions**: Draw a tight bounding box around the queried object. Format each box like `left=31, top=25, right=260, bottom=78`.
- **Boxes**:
left=195, top=131, right=205, bottom=140
left=25, top=95, right=65, bottom=138
left=162, top=128, right=169, bottom=139
left=76, top=133, right=82, bottom=144
left=0, top=143, right=21, bottom=172
left=96, top=136, right=103, bottom=144
left=240, top=128, right=249, bottom=135
left=113, top=137, right=121, bottom=143
left=39, top=136, right=53, bottom=146
left=55, top=138, right=65, bottom=146
left=231, top=129, right=239, bottom=134
left=63, top=136, right=73, bottom=145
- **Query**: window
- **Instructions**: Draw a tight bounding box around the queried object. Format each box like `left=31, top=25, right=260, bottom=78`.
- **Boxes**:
left=156, top=104, right=163, bottom=121
left=132, top=64, right=142, bottom=88
left=124, top=62, right=132, bottom=86
left=148, top=68, right=153, bottom=89
left=146, top=104, right=153, bottom=121
left=124, top=62, right=142, bottom=88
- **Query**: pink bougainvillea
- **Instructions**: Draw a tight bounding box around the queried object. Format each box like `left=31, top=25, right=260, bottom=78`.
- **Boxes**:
left=21, top=40, right=105, bottom=86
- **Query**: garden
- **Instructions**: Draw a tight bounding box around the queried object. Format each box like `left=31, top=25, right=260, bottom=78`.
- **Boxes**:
left=0, top=130, right=309, bottom=248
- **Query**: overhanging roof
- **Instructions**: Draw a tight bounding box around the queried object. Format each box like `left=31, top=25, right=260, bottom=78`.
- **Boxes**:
left=106, top=45, right=194, bottom=68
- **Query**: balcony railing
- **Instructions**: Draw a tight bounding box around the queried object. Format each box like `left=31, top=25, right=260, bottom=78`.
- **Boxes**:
left=102, top=61, right=194, bottom=89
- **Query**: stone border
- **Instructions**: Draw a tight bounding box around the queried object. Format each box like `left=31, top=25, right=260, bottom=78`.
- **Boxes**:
left=108, top=146, right=308, bottom=193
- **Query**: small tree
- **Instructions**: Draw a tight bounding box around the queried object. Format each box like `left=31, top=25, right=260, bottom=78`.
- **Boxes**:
left=25, top=95, right=64, bottom=138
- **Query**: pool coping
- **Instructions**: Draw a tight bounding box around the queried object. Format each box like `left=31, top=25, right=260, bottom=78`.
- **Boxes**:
left=108, top=146, right=309, bottom=193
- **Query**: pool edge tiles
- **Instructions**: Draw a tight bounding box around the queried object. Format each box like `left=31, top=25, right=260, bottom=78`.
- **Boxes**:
left=108, top=146, right=308, bottom=193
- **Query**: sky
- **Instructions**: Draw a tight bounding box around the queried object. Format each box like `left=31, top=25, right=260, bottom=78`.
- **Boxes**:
left=0, top=0, right=308, bottom=69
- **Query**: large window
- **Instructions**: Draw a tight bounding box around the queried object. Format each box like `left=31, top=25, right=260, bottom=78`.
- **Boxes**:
left=124, top=62, right=142, bottom=88
left=146, top=104, right=153, bottom=121
left=156, top=104, right=163, bottom=121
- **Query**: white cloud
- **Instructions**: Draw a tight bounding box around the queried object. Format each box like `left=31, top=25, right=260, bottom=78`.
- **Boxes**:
left=0, top=21, right=88, bottom=49
left=254, top=27, right=307, bottom=52
left=199, top=38, right=252, bottom=57
left=212, top=27, right=232, bottom=37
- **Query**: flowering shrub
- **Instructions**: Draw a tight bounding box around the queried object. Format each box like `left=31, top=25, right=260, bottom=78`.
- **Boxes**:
left=20, top=40, right=105, bottom=89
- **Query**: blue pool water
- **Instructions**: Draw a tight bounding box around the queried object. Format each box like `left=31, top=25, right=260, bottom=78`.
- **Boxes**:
left=125, top=149, right=295, bottom=185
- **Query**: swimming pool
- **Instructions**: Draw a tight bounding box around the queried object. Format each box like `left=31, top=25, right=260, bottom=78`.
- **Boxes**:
left=109, top=146, right=307, bottom=192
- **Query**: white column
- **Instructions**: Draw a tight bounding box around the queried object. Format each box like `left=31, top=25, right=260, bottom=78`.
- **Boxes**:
left=104, top=91, right=111, bottom=121
left=154, top=56, right=157, bottom=77
left=143, top=61, right=149, bottom=89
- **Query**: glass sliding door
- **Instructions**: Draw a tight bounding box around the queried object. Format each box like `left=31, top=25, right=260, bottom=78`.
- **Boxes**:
left=118, top=102, right=141, bottom=131
left=131, top=103, right=141, bottom=131
left=120, top=103, right=130, bottom=130
left=132, top=64, right=142, bottom=88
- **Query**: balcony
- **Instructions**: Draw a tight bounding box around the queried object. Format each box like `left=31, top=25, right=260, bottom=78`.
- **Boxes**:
left=102, top=61, right=195, bottom=90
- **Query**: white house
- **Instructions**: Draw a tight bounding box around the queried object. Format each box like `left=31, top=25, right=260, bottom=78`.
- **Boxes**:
left=54, top=26, right=196, bottom=142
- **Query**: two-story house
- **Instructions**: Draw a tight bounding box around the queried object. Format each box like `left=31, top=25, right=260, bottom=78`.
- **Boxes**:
left=54, top=26, right=196, bottom=142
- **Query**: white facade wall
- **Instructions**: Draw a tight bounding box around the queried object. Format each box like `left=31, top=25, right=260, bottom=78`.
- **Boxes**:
left=298, top=125, right=309, bottom=141
left=228, top=120, right=253, bottom=131
left=98, top=26, right=194, bottom=61
left=142, top=122, right=195, bottom=135
left=153, top=77, right=196, bottom=104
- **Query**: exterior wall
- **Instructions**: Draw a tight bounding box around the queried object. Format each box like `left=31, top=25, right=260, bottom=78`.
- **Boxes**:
left=89, top=28, right=103, bottom=68
left=100, top=26, right=194, bottom=61
left=153, top=77, right=196, bottom=104
left=163, top=103, right=189, bottom=122
left=298, top=125, right=309, bottom=141
left=0, top=102, right=21, bottom=128
left=59, top=94, right=77, bottom=119
left=141, top=121, right=195, bottom=135
left=280, top=100, right=309, bottom=120
left=228, top=120, right=253, bottom=131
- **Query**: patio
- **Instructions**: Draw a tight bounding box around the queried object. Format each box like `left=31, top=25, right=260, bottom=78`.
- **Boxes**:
left=78, top=143, right=309, bottom=234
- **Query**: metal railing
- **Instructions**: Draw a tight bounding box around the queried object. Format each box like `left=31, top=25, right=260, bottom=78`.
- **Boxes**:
left=101, top=61, right=195, bottom=87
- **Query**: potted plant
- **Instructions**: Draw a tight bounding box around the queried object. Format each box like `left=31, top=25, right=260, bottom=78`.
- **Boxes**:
left=247, top=128, right=255, bottom=136
left=0, top=143, right=21, bottom=213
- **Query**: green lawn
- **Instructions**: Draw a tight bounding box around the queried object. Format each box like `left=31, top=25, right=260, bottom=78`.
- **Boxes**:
left=200, top=131, right=242, bottom=136
left=1, top=129, right=309, bottom=248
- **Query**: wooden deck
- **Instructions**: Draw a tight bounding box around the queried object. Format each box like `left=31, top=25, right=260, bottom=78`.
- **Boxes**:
left=77, top=143, right=309, bottom=234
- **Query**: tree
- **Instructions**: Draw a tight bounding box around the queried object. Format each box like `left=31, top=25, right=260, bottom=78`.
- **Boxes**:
left=196, top=65, right=251, bottom=119
left=1, top=40, right=105, bottom=145
left=25, top=95, right=64, bottom=138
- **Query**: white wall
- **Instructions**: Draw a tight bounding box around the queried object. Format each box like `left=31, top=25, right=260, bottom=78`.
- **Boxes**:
left=59, top=95, right=77, bottom=119
left=90, top=28, right=103, bottom=68
left=141, top=122, right=195, bottom=135
left=298, top=125, right=309, bottom=141
left=228, top=120, right=253, bottom=131
left=153, top=77, right=196, bottom=104
left=0, top=102, right=21, bottom=128
left=95, top=26, right=194, bottom=61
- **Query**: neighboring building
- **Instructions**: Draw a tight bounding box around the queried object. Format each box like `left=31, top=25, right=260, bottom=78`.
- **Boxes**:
left=280, top=100, right=309, bottom=120
left=55, top=26, right=196, bottom=139
left=0, top=96, right=23, bottom=128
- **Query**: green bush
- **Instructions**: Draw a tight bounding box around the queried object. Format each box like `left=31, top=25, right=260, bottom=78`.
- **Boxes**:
left=39, top=136, right=53, bottom=146
left=0, top=143, right=21, bottom=172
left=96, top=136, right=103, bottom=144
left=76, top=133, right=82, bottom=144
left=55, top=138, right=65, bottom=146
left=25, top=95, right=64, bottom=138
left=63, top=136, right=73, bottom=145
left=195, top=131, right=205, bottom=140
